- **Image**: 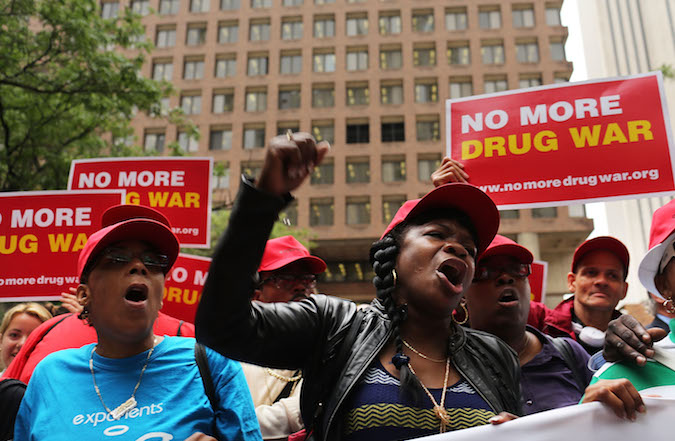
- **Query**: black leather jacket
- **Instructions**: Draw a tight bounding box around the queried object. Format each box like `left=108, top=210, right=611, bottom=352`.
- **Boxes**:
left=196, top=178, right=522, bottom=441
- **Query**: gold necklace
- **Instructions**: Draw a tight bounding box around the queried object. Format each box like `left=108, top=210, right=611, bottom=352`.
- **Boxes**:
left=402, top=338, right=446, bottom=363
left=89, top=338, right=156, bottom=420
left=407, top=358, right=452, bottom=433
left=265, top=368, right=302, bottom=383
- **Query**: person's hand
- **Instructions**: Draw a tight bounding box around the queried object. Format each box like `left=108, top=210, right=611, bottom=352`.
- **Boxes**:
left=488, top=412, right=518, bottom=425
left=60, top=287, right=83, bottom=314
left=257, top=132, right=330, bottom=196
left=431, top=157, right=469, bottom=187
left=582, top=379, right=645, bottom=420
left=183, top=433, right=217, bottom=441
left=603, top=315, right=668, bottom=366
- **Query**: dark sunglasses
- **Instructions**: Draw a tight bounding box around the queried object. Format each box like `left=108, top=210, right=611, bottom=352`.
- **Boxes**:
left=99, top=247, right=170, bottom=273
left=261, top=274, right=317, bottom=290
left=473, top=263, right=531, bottom=282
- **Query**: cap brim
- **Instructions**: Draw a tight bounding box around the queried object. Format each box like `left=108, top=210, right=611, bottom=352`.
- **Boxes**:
left=404, top=183, right=499, bottom=256
left=479, top=243, right=533, bottom=264
left=261, top=255, right=327, bottom=274
left=638, top=230, right=675, bottom=299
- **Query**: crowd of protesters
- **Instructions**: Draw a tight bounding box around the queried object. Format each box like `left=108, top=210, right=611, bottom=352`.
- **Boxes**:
left=1, top=133, right=674, bottom=441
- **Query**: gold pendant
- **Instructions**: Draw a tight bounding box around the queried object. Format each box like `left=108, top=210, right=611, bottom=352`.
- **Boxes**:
left=110, top=397, right=137, bottom=420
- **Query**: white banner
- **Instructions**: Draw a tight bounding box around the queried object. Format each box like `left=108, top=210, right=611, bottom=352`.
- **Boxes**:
left=417, top=397, right=674, bottom=441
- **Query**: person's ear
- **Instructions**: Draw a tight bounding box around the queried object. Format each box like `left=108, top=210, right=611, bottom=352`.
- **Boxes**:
left=567, top=272, right=577, bottom=293
left=76, top=284, right=91, bottom=307
left=620, top=281, right=628, bottom=301
left=253, top=288, right=263, bottom=302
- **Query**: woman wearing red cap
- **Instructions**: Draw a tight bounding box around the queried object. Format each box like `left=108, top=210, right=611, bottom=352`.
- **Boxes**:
left=197, top=134, right=521, bottom=441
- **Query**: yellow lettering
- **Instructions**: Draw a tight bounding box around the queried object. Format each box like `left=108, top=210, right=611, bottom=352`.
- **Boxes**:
left=72, top=233, right=88, bottom=252
left=185, top=192, right=200, bottom=208
left=48, top=234, right=72, bottom=252
left=602, top=123, right=628, bottom=145
left=461, top=140, right=482, bottom=160
left=627, top=120, right=653, bottom=142
left=484, top=137, right=506, bottom=157
left=148, top=192, right=169, bottom=208
left=168, top=192, right=184, bottom=208
left=183, top=289, right=200, bottom=305
left=507, top=133, right=531, bottom=155
left=534, top=130, right=558, bottom=152
left=0, top=236, right=18, bottom=254
left=126, top=192, right=140, bottom=205
left=166, top=286, right=182, bottom=303
left=19, top=235, right=38, bottom=254
left=569, top=125, right=601, bottom=148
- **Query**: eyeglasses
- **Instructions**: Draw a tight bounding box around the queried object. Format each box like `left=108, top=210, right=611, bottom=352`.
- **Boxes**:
left=473, top=263, right=531, bottom=282
left=261, top=274, right=317, bottom=290
left=99, top=247, right=170, bottom=273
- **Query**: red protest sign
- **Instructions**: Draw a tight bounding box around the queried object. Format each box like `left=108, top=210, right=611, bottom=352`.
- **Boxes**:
left=68, top=157, right=213, bottom=247
left=528, top=261, right=548, bottom=304
left=0, top=190, right=125, bottom=301
left=161, top=253, right=211, bottom=324
left=447, top=72, right=675, bottom=208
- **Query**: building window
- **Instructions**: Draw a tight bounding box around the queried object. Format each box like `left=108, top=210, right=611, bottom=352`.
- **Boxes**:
left=346, top=48, right=368, bottom=71
left=245, top=88, right=267, bottom=112
left=484, top=77, right=508, bottom=93
left=554, top=73, right=570, bottom=83
left=482, top=42, right=505, bottom=64
left=382, top=157, right=406, bottom=182
left=314, top=0, right=335, bottom=4
left=312, top=120, right=334, bottom=143
left=212, top=163, right=230, bottom=189
left=346, top=82, right=369, bottom=106
left=221, top=0, right=240, bottom=10
left=280, top=201, right=298, bottom=226
left=284, top=0, right=303, bottom=6
left=159, top=0, right=179, bottom=15
left=310, top=198, right=334, bottom=226
left=413, top=44, right=436, bottom=67
left=212, top=89, right=234, bottom=113
left=130, top=0, right=150, bottom=16
left=180, top=94, right=202, bottom=115
left=346, top=157, right=370, bottom=183
left=445, top=7, right=467, bottom=31
left=532, top=207, right=557, bottom=218
left=381, top=120, right=404, bottom=143
left=447, top=41, right=470, bottom=65
left=101, top=1, right=119, bottom=19
left=346, top=120, right=369, bottom=144
left=382, top=195, right=406, bottom=224
left=379, top=12, right=401, bottom=35
left=381, top=81, right=403, bottom=105
left=412, top=10, right=434, bottom=32
left=380, top=46, right=402, bottom=70
left=449, top=77, right=473, bottom=98
left=322, top=261, right=373, bottom=283
left=251, top=0, right=272, bottom=8
left=550, top=38, right=566, bottom=61
left=280, top=52, right=302, bottom=74
left=218, top=21, right=238, bottom=43
left=249, top=20, right=270, bottom=41
left=247, top=54, right=269, bottom=75
left=241, top=161, right=263, bottom=179
left=281, top=18, right=303, bottom=40
left=152, top=60, right=173, bottom=81
left=150, top=97, right=170, bottom=117
left=418, top=155, right=441, bottom=181
left=415, top=80, right=438, bottom=103
left=501, top=209, right=520, bottom=219
left=183, top=59, right=204, bottom=79
left=312, top=83, right=334, bottom=107
left=190, top=0, right=209, bottom=13
left=215, top=56, right=236, bottom=78
left=276, top=121, right=299, bottom=136
left=546, top=5, right=562, bottom=26
left=279, top=87, right=301, bottom=109
left=346, top=15, right=368, bottom=36
left=314, top=15, right=335, bottom=38
left=313, top=50, right=336, bottom=72
left=568, top=204, right=586, bottom=217
left=186, top=24, right=207, bottom=46
left=178, top=131, right=199, bottom=153
left=479, top=6, right=501, bottom=29
left=243, top=125, right=265, bottom=149
left=417, top=117, right=440, bottom=141
left=144, top=131, right=165, bottom=153
left=209, top=128, right=232, bottom=151
left=156, top=27, right=176, bottom=48
left=346, top=197, right=370, bottom=225
left=519, top=75, right=542, bottom=89
left=516, top=40, right=539, bottom=63
left=311, top=160, right=334, bottom=185
left=513, top=5, right=535, bottom=28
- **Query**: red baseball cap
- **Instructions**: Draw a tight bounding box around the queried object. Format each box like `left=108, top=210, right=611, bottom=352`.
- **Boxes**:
left=77, top=205, right=180, bottom=280
left=479, top=235, right=533, bottom=264
left=258, top=235, right=326, bottom=274
left=380, top=183, right=499, bottom=256
left=571, top=236, right=629, bottom=278
left=639, top=199, right=675, bottom=298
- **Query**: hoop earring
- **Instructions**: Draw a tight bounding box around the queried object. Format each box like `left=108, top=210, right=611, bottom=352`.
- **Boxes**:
left=391, top=269, right=397, bottom=288
left=453, top=301, right=469, bottom=325
left=78, top=305, right=92, bottom=326
left=664, top=298, right=675, bottom=314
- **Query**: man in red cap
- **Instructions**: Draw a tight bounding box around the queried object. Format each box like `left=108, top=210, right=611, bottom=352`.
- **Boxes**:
left=243, top=235, right=326, bottom=440
left=529, top=236, right=630, bottom=354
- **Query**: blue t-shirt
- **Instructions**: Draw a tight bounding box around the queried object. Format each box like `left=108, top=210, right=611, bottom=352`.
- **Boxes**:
left=15, top=336, right=262, bottom=441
